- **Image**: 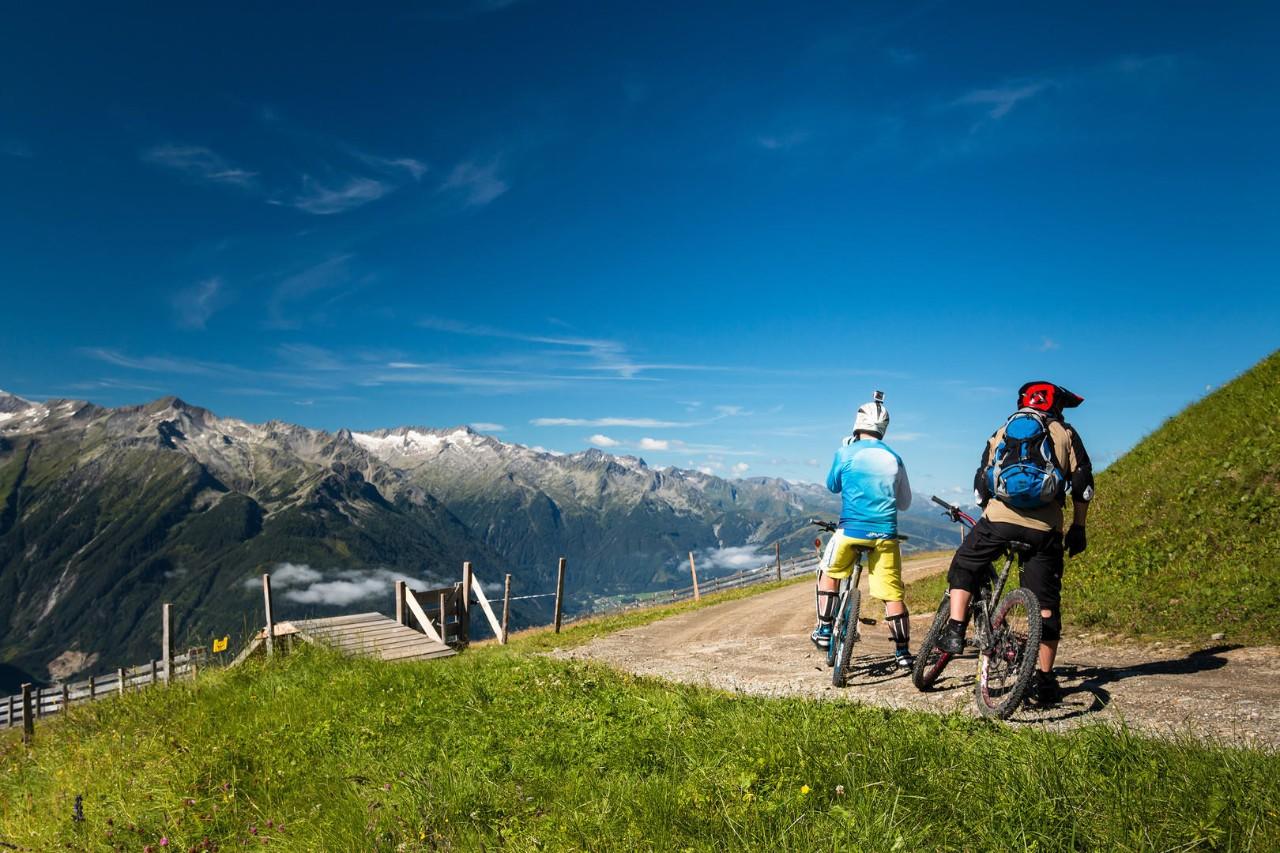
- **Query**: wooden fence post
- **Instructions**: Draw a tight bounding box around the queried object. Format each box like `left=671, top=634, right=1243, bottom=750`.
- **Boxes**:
left=688, top=552, right=701, bottom=602
left=775, top=542, right=782, bottom=581
left=439, top=591, right=449, bottom=645
left=461, top=562, right=473, bottom=644
left=150, top=660, right=158, bottom=686
left=117, top=668, right=125, bottom=696
left=501, top=573, right=512, bottom=645
left=553, top=557, right=567, bottom=633
left=162, top=603, right=172, bottom=685
left=262, top=573, right=275, bottom=659
left=61, top=682, right=69, bottom=714
left=395, top=580, right=406, bottom=626
left=21, top=684, right=33, bottom=743
left=88, top=676, right=96, bottom=701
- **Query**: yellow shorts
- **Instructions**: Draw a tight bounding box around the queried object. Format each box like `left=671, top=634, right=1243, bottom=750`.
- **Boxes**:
left=820, top=531, right=904, bottom=602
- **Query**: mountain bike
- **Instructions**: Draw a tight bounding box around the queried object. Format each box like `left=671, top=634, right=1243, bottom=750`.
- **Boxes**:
left=811, top=519, right=908, bottom=688
left=911, top=496, right=1043, bottom=719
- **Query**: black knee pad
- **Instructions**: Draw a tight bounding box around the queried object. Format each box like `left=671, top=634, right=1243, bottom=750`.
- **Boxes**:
left=1041, top=610, right=1062, bottom=642
left=815, top=589, right=838, bottom=623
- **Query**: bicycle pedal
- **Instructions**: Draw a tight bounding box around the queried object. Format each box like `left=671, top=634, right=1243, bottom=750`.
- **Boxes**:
left=858, top=617, right=877, bottom=626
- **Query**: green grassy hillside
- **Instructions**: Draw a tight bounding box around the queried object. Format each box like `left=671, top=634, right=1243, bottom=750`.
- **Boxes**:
left=3, top=640, right=1277, bottom=852
left=1066, top=350, right=1280, bottom=643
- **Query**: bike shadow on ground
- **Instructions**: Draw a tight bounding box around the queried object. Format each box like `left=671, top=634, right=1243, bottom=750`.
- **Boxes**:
left=1017, top=644, right=1242, bottom=724
left=842, top=653, right=913, bottom=686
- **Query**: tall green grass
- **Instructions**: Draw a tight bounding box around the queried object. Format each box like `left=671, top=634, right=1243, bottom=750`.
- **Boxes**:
left=1066, top=350, right=1280, bottom=643
left=3, top=645, right=1277, bottom=851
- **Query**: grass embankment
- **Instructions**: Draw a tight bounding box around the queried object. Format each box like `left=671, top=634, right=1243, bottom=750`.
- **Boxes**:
left=1066, top=350, right=1280, bottom=644
left=4, top=638, right=1279, bottom=851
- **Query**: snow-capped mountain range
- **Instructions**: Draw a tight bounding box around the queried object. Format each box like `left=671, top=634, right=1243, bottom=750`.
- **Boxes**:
left=0, top=389, right=958, bottom=687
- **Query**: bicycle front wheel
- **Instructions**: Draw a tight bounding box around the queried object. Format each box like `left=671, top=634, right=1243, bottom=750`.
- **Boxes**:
left=975, top=587, right=1042, bottom=719
left=832, top=589, right=861, bottom=688
left=912, top=592, right=954, bottom=691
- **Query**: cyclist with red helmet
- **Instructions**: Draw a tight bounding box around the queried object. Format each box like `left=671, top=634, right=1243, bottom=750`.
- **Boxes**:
left=938, top=381, right=1095, bottom=705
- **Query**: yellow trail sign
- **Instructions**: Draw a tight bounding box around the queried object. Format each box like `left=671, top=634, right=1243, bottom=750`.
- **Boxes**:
left=212, top=636, right=229, bottom=653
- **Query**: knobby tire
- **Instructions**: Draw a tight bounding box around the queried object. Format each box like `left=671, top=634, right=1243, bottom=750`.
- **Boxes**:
left=975, top=587, right=1042, bottom=719
left=912, top=592, right=954, bottom=691
left=825, top=590, right=842, bottom=669
left=832, top=589, right=861, bottom=688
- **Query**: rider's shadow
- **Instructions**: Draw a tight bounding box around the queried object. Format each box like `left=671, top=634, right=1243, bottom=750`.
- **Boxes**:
left=1017, top=644, right=1241, bottom=724
left=843, top=652, right=910, bottom=685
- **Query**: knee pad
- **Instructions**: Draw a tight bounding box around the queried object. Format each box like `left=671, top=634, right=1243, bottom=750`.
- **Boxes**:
left=885, top=613, right=909, bottom=644
left=815, top=589, right=838, bottom=623
left=1041, top=610, right=1062, bottom=642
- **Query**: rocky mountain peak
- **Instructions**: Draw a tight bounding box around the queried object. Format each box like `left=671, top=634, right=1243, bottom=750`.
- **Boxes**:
left=0, top=390, right=35, bottom=414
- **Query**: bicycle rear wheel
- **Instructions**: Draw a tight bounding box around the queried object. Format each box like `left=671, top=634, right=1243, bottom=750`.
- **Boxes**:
left=975, top=587, right=1042, bottom=719
left=832, top=589, right=861, bottom=688
left=911, top=592, right=954, bottom=691
left=825, top=586, right=844, bottom=668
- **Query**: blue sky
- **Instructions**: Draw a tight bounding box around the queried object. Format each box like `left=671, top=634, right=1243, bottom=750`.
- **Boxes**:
left=1, top=1, right=1277, bottom=496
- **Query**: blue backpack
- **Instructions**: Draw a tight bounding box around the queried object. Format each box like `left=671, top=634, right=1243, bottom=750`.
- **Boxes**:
left=986, top=410, right=1065, bottom=509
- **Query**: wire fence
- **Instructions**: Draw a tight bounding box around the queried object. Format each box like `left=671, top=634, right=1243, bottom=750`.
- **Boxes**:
left=564, top=552, right=821, bottom=624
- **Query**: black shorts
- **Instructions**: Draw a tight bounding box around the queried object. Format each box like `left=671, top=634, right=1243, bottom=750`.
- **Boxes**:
left=946, top=517, right=1065, bottom=614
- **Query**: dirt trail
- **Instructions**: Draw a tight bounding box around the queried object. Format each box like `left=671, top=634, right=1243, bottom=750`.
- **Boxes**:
left=558, top=556, right=1280, bottom=748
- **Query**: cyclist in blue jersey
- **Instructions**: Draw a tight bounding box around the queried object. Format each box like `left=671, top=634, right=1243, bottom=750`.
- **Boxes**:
left=810, top=392, right=915, bottom=668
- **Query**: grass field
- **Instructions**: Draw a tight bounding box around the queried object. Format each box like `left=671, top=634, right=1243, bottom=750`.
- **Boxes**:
left=1062, top=350, right=1280, bottom=644
left=3, top=621, right=1278, bottom=851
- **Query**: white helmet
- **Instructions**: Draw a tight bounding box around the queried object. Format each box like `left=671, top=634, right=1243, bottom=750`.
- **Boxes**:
left=852, top=391, right=889, bottom=439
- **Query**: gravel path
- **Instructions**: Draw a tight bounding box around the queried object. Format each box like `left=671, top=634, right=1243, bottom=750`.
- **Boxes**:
left=557, top=557, right=1280, bottom=748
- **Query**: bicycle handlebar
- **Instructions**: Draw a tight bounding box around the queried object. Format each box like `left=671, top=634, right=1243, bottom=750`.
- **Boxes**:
left=807, top=518, right=908, bottom=540
left=930, top=495, right=977, bottom=529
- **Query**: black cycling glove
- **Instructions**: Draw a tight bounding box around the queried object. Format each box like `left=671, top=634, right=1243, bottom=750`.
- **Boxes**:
left=1065, top=524, right=1087, bottom=557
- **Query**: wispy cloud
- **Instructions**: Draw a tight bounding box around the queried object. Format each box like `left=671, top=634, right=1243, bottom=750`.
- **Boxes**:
left=142, top=145, right=258, bottom=188
left=534, top=416, right=689, bottom=428
left=732, top=462, right=750, bottom=475
left=267, top=254, right=361, bottom=328
left=420, top=317, right=668, bottom=380
left=84, top=348, right=240, bottom=377
left=1, top=137, right=32, bottom=158
left=952, top=80, right=1054, bottom=120
left=638, top=437, right=669, bottom=451
left=355, top=152, right=428, bottom=181
left=172, top=277, right=224, bottom=330
left=757, top=130, right=811, bottom=151
left=441, top=161, right=508, bottom=207
left=588, top=433, right=620, bottom=447
left=470, top=422, right=505, bottom=432
left=885, top=46, right=919, bottom=66
left=291, top=176, right=390, bottom=215
left=1039, top=337, right=1060, bottom=352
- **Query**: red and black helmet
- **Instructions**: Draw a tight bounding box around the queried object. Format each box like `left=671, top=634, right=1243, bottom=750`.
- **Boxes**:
left=1018, top=381, right=1083, bottom=416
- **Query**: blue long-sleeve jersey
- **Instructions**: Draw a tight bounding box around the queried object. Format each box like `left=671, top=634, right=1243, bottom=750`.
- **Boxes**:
left=826, top=437, right=912, bottom=538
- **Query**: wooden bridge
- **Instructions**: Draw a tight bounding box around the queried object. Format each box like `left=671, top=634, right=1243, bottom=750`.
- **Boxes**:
left=235, top=612, right=456, bottom=664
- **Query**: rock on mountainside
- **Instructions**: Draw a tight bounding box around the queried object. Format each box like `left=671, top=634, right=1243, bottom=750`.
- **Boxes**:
left=0, top=393, right=959, bottom=688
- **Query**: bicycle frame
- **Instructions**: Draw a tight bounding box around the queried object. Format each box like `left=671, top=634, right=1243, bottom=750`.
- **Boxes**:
left=915, top=496, right=1043, bottom=718
left=968, top=549, right=1020, bottom=652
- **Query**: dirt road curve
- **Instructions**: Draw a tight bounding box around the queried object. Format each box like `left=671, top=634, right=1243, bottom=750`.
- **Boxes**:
left=559, top=556, right=1280, bottom=747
